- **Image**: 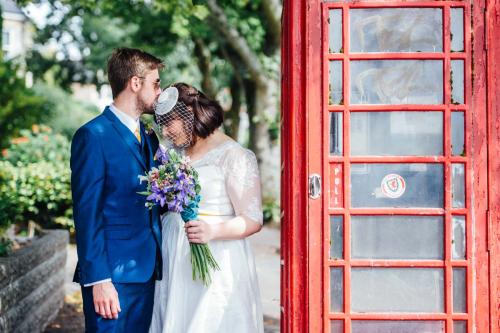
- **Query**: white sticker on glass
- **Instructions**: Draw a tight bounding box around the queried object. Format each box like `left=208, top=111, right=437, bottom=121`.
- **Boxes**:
left=381, top=173, right=406, bottom=199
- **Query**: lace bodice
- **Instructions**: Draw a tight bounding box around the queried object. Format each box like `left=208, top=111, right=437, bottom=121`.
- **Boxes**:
left=189, top=140, right=263, bottom=225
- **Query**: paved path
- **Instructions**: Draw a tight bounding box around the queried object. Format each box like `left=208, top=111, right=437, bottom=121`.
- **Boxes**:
left=47, top=225, right=281, bottom=332
left=248, top=225, right=281, bottom=331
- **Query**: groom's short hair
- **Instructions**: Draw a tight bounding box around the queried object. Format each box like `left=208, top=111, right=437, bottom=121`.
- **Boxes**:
left=107, top=47, right=164, bottom=99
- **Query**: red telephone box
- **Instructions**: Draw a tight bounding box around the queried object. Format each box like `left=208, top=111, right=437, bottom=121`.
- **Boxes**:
left=281, top=1, right=500, bottom=332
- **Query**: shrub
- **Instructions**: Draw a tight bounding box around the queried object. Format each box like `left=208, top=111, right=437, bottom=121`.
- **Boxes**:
left=31, top=82, right=99, bottom=139
left=0, top=60, right=53, bottom=149
left=262, top=196, right=280, bottom=225
left=3, top=125, right=70, bottom=165
left=0, top=126, right=73, bottom=241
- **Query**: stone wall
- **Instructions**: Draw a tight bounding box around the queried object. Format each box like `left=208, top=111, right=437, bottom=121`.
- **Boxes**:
left=0, top=230, right=69, bottom=333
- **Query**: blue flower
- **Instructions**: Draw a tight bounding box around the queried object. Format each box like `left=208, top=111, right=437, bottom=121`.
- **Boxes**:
left=181, top=198, right=200, bottom=222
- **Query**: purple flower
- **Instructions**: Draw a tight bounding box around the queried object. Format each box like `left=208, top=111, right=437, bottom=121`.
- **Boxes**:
left=155, top=147, right=169, bottom=164
left=140, top=148, right=201, bottom=214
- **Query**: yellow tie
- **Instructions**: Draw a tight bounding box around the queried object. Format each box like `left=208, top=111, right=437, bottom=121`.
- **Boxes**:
left=134, top=127, right=141, bottom=144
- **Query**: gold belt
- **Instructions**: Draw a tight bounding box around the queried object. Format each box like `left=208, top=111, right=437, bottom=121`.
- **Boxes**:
left=198, top=211, right=232, bottom=217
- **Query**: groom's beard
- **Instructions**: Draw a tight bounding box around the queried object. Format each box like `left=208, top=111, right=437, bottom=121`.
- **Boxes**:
left=137, top=95, right=155, bottom=115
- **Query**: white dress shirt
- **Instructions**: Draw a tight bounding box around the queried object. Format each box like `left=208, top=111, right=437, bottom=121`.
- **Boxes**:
left=83, top=104, right=140, bottom=287
left=109, top=103, right=141, bottom=135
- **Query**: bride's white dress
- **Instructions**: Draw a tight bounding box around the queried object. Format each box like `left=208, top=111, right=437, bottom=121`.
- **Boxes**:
left=149, top=140, right=264, bottom=333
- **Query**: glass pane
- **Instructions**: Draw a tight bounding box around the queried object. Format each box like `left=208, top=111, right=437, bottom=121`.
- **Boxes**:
left=330, top=320, right=344, bottom=333
left=350, top=111, right=443, bottom=156
left=330, top=267, right=343, bottom=312
left=330, top=216, right=343, bottom=259
left=350, top=60, right=443, bottom=104
left=350, top=8, right=442, bottom=52
left=451, top=60, right=465, bottom=104
left=329, top=61, right=343, bottom=105
left=352, top=321, right=445, bottom=333
left=451, top=8, right=465, bottom=52
left=351, top=268, right=444, bottom=313
left=452, top=163, right=465, bottom=208
left=451, top=111, right=465, bottom=156
left=351, top=163, right=444, bottom=208
left=453, top=321, right=467, bottom=333
left=452, top=216, right=466, bottom=260
left=453, top=268, right=467, bottom=313
left=329, top=9, right=343, bottom=53
left=351, top=216, right=443, bottom=260
left=330, top=112, right=343, bottom=154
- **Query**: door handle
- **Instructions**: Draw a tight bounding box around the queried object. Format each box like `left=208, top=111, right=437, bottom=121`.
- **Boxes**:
left=309, top=173, right=322, bottom=199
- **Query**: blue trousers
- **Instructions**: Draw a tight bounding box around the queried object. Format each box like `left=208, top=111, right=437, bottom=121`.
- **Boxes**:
left=81, top=278, right=155, bottom=333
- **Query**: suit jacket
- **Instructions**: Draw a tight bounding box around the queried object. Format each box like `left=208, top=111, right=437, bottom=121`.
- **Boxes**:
left=70, top=107, right=162, bottom=285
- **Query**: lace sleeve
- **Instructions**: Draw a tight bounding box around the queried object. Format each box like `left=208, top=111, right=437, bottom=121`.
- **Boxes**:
left=223, top=146, right=263, bottom=225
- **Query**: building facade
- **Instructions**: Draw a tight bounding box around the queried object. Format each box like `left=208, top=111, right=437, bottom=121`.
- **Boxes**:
left=1, top=0, right=33, bottom=60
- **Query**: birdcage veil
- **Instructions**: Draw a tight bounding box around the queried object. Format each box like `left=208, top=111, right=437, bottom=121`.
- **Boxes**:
left=154, top=86, right=195, bottom=150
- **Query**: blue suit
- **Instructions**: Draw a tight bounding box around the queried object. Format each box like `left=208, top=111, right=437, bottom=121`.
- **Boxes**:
left=71, top=107, right=162, bottom=332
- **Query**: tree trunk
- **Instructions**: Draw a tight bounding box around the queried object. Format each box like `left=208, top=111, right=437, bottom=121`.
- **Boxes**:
left=224, top=76, right=242, bottom=140
left=255, top=80, right=280, bottom=200
left=244, top=78, right=257, bottom=151
left=245, top=77, right=280, bottom=200
left=205, top=0, right=281, bottom=200
left=193, top=38, right=217, bottom=99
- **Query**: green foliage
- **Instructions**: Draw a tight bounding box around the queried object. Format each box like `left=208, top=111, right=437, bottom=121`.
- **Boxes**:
left=0, top=59, right=53, bottom=148
left=262, top=196, right=280, bottom=224
left=0, top=4, right=3, bottom=57
left=0, top=237, right=13, bottom=256
left=31, top=82, right=99, bottom=138
left=3, top=126, right=70, bottom=164
left=0, top=126, right=73, bottom=236
left=25, top=0, right=279, bottom=93
left=27, top=0, right=177, bottom=89
left=0, top=161, right=24, bottom=230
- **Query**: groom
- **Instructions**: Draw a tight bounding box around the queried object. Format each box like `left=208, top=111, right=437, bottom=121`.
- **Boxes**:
left=71, top=48, right=163, bottom=332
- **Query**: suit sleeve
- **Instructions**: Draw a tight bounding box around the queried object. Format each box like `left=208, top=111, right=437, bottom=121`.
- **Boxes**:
left=71, top=127, right=111, bottom=285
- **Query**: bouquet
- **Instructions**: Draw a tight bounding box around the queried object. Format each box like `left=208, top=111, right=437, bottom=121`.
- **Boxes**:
left=139, top=147, right=220, bottom=285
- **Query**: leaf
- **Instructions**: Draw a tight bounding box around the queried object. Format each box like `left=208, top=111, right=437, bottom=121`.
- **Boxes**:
left=192, top=5, right=209, bottom=20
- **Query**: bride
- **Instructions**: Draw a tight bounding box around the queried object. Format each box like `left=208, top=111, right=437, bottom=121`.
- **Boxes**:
left=149, top=83, right=264, bottom=333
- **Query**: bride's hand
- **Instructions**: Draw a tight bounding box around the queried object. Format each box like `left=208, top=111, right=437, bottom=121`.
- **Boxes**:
left=184, top=220, right=214, bottom=244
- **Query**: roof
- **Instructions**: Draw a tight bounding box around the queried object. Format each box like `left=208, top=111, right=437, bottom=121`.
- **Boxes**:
left=1, top=0, right=27, bottom=17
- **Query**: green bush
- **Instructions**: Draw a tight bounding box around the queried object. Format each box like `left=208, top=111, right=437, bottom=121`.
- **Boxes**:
left=3, top=125, right=70, bottom=165
left=32, top=82, right=99, bottom=139
left=0, top=161, right=24, bottom=230
left=0, top=126, right=73, bottom=240
left=0, top=60, right=53, bottom=149
left=262, top=197, right=280, bottom=225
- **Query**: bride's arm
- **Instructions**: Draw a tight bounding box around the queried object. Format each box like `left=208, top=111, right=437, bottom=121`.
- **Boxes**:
left=185, top=147, right=263, bottom=243
left=185, top=216, right=261, bottom=243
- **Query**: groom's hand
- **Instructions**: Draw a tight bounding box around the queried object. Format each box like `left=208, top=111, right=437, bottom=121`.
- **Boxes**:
left=92, top=281, right=121, bottom=319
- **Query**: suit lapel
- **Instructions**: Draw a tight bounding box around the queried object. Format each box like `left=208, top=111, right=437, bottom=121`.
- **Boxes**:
left=103, top=108, right=147, bottom=170
left=141, top=124, right=157, bottom=168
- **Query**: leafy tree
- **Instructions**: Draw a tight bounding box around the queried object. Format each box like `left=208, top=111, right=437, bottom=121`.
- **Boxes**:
left=0, top=2, right=2, bottom=54
left=22, top=0, right=282, bottom=201
left=0, top=60, right=53, bottom=148
left=0, top=3, right=58, bottom=148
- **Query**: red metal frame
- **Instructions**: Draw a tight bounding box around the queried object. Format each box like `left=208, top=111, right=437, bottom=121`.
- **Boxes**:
left=470, top=1, right=491, bottom=332
left=281, top=1, right=308, bottom=332
left=281, top=0, right=496, bottom=332
left=486, top=1, right=500, bottom=331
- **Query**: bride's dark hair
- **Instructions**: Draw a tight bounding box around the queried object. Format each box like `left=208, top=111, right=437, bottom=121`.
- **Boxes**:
left=171, top=83, right=224, bottom=139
